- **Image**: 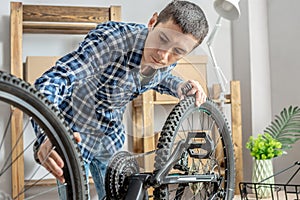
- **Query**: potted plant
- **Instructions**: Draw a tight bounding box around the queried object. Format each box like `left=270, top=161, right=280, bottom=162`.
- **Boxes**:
left=246, top=105, right=300, bottom=198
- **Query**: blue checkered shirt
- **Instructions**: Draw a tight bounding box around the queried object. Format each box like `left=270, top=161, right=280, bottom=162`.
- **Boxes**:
left=33, top=21, right=184, bottom=163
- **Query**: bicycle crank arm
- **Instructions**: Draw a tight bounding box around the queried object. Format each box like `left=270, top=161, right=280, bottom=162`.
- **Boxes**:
left=161, top=174, right=219, bottom=184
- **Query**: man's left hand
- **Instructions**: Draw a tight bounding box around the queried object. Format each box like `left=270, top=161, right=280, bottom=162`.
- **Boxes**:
left=178, top=80, right=207, bottom=106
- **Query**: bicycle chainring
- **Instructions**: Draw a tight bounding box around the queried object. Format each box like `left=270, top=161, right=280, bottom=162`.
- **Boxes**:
left=105, top=151, right=139, bottom=200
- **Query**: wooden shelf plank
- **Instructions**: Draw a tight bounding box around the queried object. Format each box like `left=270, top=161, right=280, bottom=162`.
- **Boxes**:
left=23, top=5, right=110, bottom=23
left=25, top=177, right=94, bottom=187
left=23, top=22, right=97, bottom=34
left=153, top=100, right=179, bottom=105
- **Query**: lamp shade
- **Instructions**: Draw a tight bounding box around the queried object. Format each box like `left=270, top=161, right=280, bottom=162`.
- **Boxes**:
left=214, top=0, right=241, bottom=20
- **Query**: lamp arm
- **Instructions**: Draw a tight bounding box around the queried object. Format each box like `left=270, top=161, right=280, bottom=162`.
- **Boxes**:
left=206, top=16, right=228, bottom=97
left=206, top=16, right=222, bottom=46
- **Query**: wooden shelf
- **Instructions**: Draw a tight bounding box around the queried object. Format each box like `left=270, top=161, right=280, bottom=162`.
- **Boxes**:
left=21, top=4, right=120, bottom=34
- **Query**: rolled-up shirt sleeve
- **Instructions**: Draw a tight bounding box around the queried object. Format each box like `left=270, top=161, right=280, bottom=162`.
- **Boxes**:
left=153, top=65, right=185, bottom=98
left=31, top=64, right=76, bottom=159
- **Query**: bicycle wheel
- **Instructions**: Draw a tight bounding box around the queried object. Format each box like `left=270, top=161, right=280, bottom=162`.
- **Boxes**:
left=0, top=71, right=88, bottom=200
left=153, top=97, right=235, bottom=200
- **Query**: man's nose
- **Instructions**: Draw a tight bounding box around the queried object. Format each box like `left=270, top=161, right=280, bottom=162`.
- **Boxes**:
left=157, top=48, right=170, bottom=63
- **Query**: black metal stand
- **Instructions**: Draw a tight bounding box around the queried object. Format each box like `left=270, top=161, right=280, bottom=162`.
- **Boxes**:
left=239, top=161, right=300, bottom=200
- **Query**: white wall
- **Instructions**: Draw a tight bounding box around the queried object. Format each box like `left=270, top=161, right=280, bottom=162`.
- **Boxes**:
left=232, top=0, right=300, bottom=183
left=267, top=0, right=300, bottom=183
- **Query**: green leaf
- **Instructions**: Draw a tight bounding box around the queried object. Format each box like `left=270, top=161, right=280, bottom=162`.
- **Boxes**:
left=264, top=105, right=300, bottom=151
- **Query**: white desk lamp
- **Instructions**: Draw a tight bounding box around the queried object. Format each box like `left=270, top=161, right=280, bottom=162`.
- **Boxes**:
left=206, top=0, right=241, bottom=105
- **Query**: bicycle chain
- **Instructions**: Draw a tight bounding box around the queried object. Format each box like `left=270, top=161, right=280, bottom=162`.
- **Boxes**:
left=105, top=150, right=157, bottom=199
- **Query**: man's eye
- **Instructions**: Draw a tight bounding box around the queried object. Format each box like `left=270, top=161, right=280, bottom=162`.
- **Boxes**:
left=159, top=34, right=168, bottom=43
left=173, top=48, right=185, bottom=55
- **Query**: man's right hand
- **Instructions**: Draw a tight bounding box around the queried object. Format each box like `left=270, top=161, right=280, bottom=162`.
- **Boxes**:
left=37, top=132, right=81, bottom=183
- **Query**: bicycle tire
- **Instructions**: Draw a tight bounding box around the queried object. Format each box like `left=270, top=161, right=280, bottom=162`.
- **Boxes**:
left=0, top=71, right=88, bottom=200
left=153, top=97, right=235, bottom=200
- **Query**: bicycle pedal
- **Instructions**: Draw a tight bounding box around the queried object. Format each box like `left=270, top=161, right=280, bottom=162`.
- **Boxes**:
left=187, top=131, right=214, bottom=159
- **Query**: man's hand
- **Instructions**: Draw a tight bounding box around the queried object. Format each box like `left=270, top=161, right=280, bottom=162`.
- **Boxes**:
left=37, top=132, right=81, bottom=183
left=178, top=80, right=207, bottom=107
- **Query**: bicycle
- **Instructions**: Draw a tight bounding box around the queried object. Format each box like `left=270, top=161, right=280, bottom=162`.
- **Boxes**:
left=105, top=86, right=236, bottom=199
left=0, top=70, right=235, bottom=200
left=0, top=71, right=88, bottom=200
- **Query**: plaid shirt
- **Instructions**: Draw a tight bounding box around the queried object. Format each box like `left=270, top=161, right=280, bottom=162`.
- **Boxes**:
left=33, top=21, right=183, bottom=163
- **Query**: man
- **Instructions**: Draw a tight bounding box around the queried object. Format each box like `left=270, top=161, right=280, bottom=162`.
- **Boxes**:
left=33, top=1, right=209, bottom=199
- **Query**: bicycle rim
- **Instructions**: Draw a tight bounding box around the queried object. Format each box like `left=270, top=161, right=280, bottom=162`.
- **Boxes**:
left=153, top=97, right=235, bottom=200
left=0, top=71, right=88, bottom=200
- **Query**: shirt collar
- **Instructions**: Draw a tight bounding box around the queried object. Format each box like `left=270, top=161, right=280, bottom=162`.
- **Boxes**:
left=127, top=27, right=148, bottom=70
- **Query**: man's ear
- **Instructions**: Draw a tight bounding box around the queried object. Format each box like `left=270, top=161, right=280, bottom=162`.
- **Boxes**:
left=148, top=12, right=158, bottom=29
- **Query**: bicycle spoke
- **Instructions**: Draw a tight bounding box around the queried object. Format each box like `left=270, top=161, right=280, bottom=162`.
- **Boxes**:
left=0, top=137, right=35, bottom=176
left=14, top=172, right=52, bottom=200
left=24, top=183, right=67, bottom=200
left=13, top=145, right=59, bottom=200
left=0, top=118, right=31, bottom=175
left=25, top=145, right=56, bottom=182
left=0, top=110, right=12, bottom=151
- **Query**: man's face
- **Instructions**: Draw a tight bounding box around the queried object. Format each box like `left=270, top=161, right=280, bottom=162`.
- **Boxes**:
left=142, top=19, right=198, bottom=69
